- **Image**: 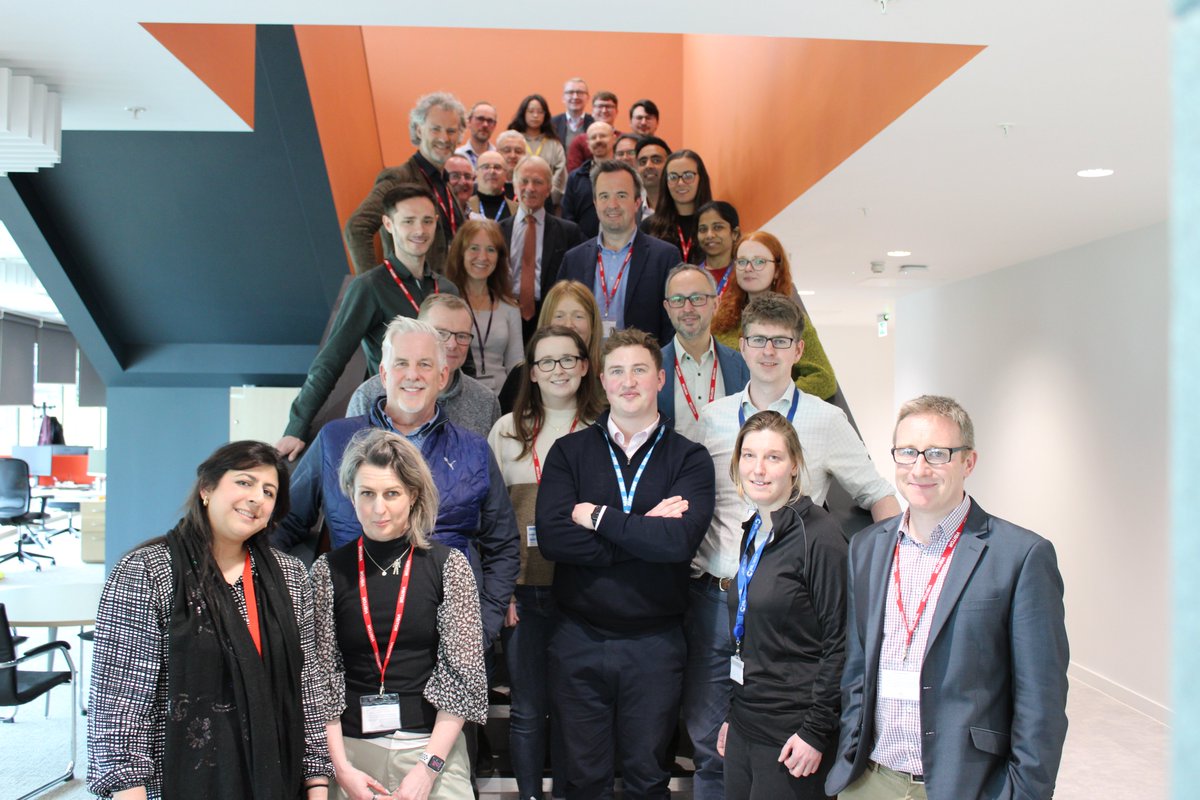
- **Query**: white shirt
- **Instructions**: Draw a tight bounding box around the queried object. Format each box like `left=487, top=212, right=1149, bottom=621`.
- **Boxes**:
left=671, top=335, right=725, bottom=443
left=510, top=206, right=547, bottom=300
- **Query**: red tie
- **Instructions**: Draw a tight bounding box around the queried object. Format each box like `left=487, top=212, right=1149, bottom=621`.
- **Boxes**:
left=520, top=215, right=538, bottom=321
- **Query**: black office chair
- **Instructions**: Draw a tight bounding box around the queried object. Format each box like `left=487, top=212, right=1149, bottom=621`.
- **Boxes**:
left=0, top=458, right=56, bottom=570
left=0, top=603, right=77, bottom=799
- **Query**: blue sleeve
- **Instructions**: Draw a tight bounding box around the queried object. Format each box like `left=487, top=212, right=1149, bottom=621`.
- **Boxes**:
left=271, top=434, right=325, bottom=551
left=476, top=453, right=519, bottom=646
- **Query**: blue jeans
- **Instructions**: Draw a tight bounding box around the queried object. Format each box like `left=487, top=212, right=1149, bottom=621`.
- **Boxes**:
left=682, top=578, right=736, bottom=800
left=502, top=585, right=561, bottom=799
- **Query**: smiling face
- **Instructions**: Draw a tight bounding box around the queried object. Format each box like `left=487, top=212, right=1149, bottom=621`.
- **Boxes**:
left=496, top=136, right=526, bottom=175
left=467, top=103, right=497, bottom=146
left=515, top=160, right=552, bottom=211
left=592, top=97, right=618, bottom=124
left=444, top=155, right=475, bottom=206
left=586, top=122, right=614, bottom=160
left=417, top=105, right=462, bottom=166
left=381, top=330, right=449, bottom=422
left=738, top=429, right=798, bottom=511
left=424, top=304, right=473, bottom=373
left=524, top=98, right=547, bottom=131
left=665, top=156, right=699, bottom=208
left=630, top=104, right=658, bottom=136
left=894, top=412, right=977, bottom=525
left=735, top=238, right=778, bottom=295
left=637, top=145, right=668, bottom=195
left=698, top=208, right=738, bottom=260
left=381, top=197, right=438, bottom=263
left=530, top=335, right=587, bottom=406
left=549, top=296, right=593, bottom=344
left=204, top=465, right=278, bottom=547
left=463, top=229, right=499, bottom=283
left=740, top=320, right=804, bottom=386
left=593, top=169, right=641, bottom=239
left=563, top=80, right=589, bottom=115
left=353, top=464, right=414, bottom=542
left=601, top=345, right=665, bottom=422
left=614, top=137, right=637, bottom=165
left=664, top=269, right=717, bottom=342
left=475, top=151, right=507, bottom=195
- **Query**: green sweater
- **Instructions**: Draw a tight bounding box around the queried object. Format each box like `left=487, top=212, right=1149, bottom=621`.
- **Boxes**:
left=714, top=311, right=838, bottom=400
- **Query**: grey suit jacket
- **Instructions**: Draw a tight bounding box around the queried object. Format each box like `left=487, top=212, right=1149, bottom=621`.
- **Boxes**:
left=826, top=499, right=1069, bottom=800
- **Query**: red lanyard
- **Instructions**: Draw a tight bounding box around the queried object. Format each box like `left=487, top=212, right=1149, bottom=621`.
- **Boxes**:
left=676, top=224, right=693, bottom=262
left=242, top=552, right=262, bottom=657
left=596, top=245, right=635, bottom=315
left=530, top=417, right=578, bottom=483
left=357, top=537, right=415, bottom=692
left=385, top=259, right=439, bottom=313
left=417, top=169, right=458, bottom=236
left=891, top=517, right=966, bottom=660
left=674, top=356, right=718, bottom=421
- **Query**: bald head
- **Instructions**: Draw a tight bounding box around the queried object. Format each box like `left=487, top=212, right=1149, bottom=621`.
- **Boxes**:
left=475, top=150, right=507, bottom=195
left=586, top=121, right=614, bottom=160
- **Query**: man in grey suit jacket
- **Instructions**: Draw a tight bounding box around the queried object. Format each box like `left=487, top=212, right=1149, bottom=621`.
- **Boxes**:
left=827, top=395, right=1069, bottom=800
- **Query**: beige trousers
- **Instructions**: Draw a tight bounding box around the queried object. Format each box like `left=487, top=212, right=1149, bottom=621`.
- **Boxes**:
left=331, top=731, right=473, bottom=800
left=839, top=762, right=929, bottom=800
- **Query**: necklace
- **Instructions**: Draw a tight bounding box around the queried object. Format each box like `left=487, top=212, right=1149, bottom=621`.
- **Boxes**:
left=364, top=542, right=412, bottom=577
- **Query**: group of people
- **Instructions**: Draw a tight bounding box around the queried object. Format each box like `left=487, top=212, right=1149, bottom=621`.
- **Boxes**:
left=84, top=79, right=1071, bottom=800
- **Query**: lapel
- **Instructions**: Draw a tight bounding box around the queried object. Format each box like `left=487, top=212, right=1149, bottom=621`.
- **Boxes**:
left=659, top=340, right=677, bottom=418
left=862, top=520, right=900, bottom=690
left=623, top=233, right=648, bottom=317
left=922, top=500, right=989, bottom=658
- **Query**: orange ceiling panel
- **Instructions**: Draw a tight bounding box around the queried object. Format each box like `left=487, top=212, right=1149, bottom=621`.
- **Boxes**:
left=142, top=23, right=256, bottom=128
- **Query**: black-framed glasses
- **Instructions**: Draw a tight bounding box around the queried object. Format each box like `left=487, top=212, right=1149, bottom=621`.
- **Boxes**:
left=533, top=355, right=583, bottom=372
left=742, top=335, right=796, bottom=349
left=665, top=293, right=716, bottom=308
left=735, top=257, right=776, bottom=271
left=436, top=329, right=474, bottom=345
left=891, top=446, right=971, bottom=466
left=666, top=171, right=698, bottom=185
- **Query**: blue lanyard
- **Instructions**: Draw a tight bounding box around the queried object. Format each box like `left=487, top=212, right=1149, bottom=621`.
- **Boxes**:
left=733, top=514, right=768, bottom=651
left=488, top=196, right=506, bottom=221
left=604, top=426, right=666, bottom=513
left=714, top=268, right=731, bottom=295
left=739, top=386, right=800, bottom=427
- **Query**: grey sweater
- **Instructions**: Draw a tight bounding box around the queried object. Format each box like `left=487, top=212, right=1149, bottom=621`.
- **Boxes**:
left=345, top=371, right=500, bottom=440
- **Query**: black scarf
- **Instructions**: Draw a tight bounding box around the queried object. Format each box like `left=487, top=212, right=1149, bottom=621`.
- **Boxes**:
left=163, top=528, right=306, bottom=799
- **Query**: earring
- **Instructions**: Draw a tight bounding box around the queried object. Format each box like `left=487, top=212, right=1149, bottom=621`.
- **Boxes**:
left=202, top=495, right=209, bottom=507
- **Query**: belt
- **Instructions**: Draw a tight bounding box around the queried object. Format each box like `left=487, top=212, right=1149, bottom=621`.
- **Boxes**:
left=694, top=572, right=733, bottom=592
left=869, top=760, right=924, bottom=784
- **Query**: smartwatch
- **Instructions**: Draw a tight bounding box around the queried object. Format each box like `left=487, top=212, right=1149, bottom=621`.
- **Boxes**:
left=590, top=504, right=605, bottom=529
left=419, top=751, right=445, bottom=774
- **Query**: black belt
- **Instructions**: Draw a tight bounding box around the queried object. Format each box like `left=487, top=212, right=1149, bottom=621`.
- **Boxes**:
left=694, top=572, right=733, bottom=592
left=868, top=760, right=924, bottom=784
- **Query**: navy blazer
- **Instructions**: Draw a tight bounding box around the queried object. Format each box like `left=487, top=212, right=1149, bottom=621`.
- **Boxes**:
left=656, top=337, right=750, bottom=425
left=825, top=499, right=1069, bottom=800
left=557, top=232, right=681, bottom=344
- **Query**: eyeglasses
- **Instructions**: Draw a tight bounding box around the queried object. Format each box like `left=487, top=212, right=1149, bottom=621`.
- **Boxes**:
left=436, top=329, right=474, bottom=345
left=470, top=116, right=497, bottom=126
left=564, top=89, right=588, bottom=96
left=533, top=355, right=583, bottom=372
left=665, top=293, right=716, bottom=308
left=735, top=257, right=776, bottom=271
left=666, top=171, right=698, bottom=185
left=891, top=446, right=971, bottom=466
left=446, top=172, right=474, bottom=182
left=742, top=335, right=796, bottom=349
left=477, top=164, right=505, bottom=172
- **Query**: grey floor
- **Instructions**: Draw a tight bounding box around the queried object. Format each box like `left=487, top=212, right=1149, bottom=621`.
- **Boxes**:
left=0, top=532, right=1171, bottom=799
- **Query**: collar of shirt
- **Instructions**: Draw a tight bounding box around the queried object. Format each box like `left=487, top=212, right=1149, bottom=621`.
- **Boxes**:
left=607, top=413, right=661, bottom=459
left=412, top=151, right=446, bottom=185
left=598, top=229, right=637, bottom=256
left=673, top=334, right=717, bottom=368
left=737, top=381, right=795, bottom=418
left=377, top=397, right=442, bottom=444
left=897, top=493, right=972, bottom=549
left=516, top=205, right=547, bottom=226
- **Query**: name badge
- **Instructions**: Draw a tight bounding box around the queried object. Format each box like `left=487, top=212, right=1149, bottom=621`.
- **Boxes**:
left=601, top=319, right=617, bottom=340
left=360, top=693, right=402, bottom=734
left=879, top=669, right=921, bottom=702
left=729, top=654, right=745, bottom=685
left=526, top=525, right=538, bottom=548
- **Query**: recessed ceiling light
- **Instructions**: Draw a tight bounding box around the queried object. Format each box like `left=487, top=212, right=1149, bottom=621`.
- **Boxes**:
left=1076, top=168, right=1114, bottom=178
left=797, top=290, right=815, bottom=296
left=887, top=250, right=911, bottom=258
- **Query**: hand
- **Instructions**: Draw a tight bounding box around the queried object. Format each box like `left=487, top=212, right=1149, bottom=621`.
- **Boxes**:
left=276, top=435, right=307, bottom=461
left=504, top=597, right=519, bottom=628
left=571, top=502, right=597, bottom=530
left=334, top=763, right=389, bottom=800
left=646, top=496, right=688, bottom=518
left=716, top=721, right=728, bottom=758
left=393, top=762, right=437, bottom=800
left=778, top=734, right=822, bottom=778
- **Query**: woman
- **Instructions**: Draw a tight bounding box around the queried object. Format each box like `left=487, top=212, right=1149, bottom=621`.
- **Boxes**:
left=711, top=231, right=838, bottom=400
left=507, top=94, right=566, bottom=205
left=696, top=200, right=741, bottom=297
left=87, top=441, right=332, bottom=800
left=487, top=326, right=605, bottom=800
left=312, top=429, right=486, bottom=800
left=716, top=411, right=847, bottom=800
left=444, top=220, right=523, bottom=394
left=498, top=279, right=604, bottom=414
left=641, top=149, right=713, bottom=264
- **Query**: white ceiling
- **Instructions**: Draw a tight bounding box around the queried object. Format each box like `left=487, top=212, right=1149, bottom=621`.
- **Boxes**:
left=0, top=0, right=1171, bottom=325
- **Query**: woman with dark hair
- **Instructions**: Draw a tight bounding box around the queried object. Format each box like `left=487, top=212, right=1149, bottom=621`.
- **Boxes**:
left=88, top=441, right=332, bottom=800
left=696, top=200, right=741, bottom=297
left=487, top=326, right=604, bottom=800
left=641, top=149, right=713, bottom=264
left=507, top=94, right=566, bottom=205
left=711, top=231, right=838, bottom=400
left=716, top=410, right=847, bottom=800
left=443, top=220, right=523, bottom=394
left=313, top=429, right=486, bottom=800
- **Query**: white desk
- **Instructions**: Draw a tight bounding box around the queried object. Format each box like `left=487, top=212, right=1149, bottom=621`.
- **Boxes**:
left=0, top=581, right=103, bottom=628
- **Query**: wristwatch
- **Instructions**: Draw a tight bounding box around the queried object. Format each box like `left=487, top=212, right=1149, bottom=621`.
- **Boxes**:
left=419, top=751, right=445, bottom=774
left=590, top=504, right=605, bottom=529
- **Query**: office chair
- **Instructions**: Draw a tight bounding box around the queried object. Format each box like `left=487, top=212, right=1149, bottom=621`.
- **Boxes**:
left=0, top=604, right=77, bottom=799
left=0, top=459, right=56, bottom=570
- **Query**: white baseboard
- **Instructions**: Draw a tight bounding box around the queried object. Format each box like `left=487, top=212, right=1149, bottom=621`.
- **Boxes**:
left=1068, top=661, right=1171, bottom=725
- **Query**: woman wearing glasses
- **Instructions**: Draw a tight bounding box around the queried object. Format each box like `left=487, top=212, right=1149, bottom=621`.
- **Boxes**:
left=507, top=94, right=567, bottom=206
left=711, top=231, right=838, bottom=400
left=641, top=150, right=713, bottom=264
left=444, top=220, right=523, bottom=395
left=716, top=410, right=847, bottom=800
left=487, top=326, right=606, bottom=800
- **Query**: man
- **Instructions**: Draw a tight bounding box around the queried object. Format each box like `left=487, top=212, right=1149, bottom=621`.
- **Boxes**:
left=277, top=185, right=457, bottom=461
left=467, top=150, right=516, bottom=221
left=636, top=136, right=671, bottom=216
left=445, top=153, right=476, bottom=210
left=551, top=78, right=593, bottom=149
left=500, top=156, right=584, bottom=340
left=345, top=294, right=501, bottom=439
left=495, top=130, right=527, bottom=196
left=273, top=315, right=519, bottom=649
left=614, top=133, right=639, bottom=166
left=536, top=328, right=715, bottom=800
left=567, top=90, right=619, bottom=172
left=688, top=294, right=900, bottom=799
left=456, top=100, right=498, bottom=167
left=344, top=91, right=466, bottom=275
left=629, top=99, right=660, bottom=136
left=657, top=264, right=749, bottom=443
left=561, top=121, right=614, bottom=240
left=827, top=395, right=1069, bottom=800
left=558, top=160, right=679, bottom=344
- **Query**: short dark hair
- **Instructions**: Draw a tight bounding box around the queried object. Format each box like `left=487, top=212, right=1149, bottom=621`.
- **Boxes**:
left=740, top=293, right=806, bottom=340
left=697, top=200, right=740, bottom=231
left=593, top=90, right=618, bottom=106
left=636, top=135, right=671, bottom=157
left=589, top=159, right=643, bottom=196
left=630, top=99, right=660, bottom=120
left=381, top=184, right=438, bottom=217
left=615, top=133, right=641, bottom=151
left=601, top=327, right=662, bottom=371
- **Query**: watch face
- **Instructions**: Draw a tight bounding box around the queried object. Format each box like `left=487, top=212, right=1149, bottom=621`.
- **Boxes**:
left=423, top=753, right=446, bottom=773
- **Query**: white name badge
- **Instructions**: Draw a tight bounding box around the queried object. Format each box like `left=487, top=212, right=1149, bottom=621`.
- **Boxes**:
left=879, top=669, right=921, bottom=702
left=601, top=319, right=617, bottom=340
left=360, top=693, right=402, bottom=734
left=526, top=525, right=538, bottom=547
left=729, top=654, right=745, bottom=685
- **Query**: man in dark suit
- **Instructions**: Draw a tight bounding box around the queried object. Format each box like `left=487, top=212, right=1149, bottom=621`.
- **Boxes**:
left=500, top=155, right=585, bottom=341
left=551, top=77, right=594, bottom=153
left=561, top=121, right=615, bottom=240
left=826, top=395, right=1069, bottom=800
left=557, top=160, right=680, bottom=344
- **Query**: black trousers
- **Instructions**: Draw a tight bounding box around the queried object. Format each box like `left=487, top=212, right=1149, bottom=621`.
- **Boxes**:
left=723, top=723, right=833, bottom=800
left=548, top=615, right=686, bottom=800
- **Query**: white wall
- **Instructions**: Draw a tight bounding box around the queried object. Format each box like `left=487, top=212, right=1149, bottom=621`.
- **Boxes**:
left=819, top=321, right=896, bottom=481
left=893, top=222, right=1170, bottom=719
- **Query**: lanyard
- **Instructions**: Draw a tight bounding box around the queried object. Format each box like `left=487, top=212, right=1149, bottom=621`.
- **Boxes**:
left=467, top=296, right=496, bottom=376
left=699, top=260, right=732, bottom=296
left=530, top=417, right=579, bottom=483
left=526, top=136, right=545, bottom=157
left=605, top=425, right=665, bottom=513
left=739, top=386, right=800, bottom=427
left=892, top=517, right=967, bottom=661
left=733, top=514, right=767, bottom=652
left=596, top=244, right=635, bottom=316
left=677, top=224, right=693, bottom=263
left=357, top=537, right=415, bottom=693
left=675, top=355, right=718, bottom=421
left=487, top=196, right=506, bottom=221
left=241, top=551, right=262, bottom=657
left=385, top=259, right=439, bottom=314
left=417, top=169, right=458, bottom=236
